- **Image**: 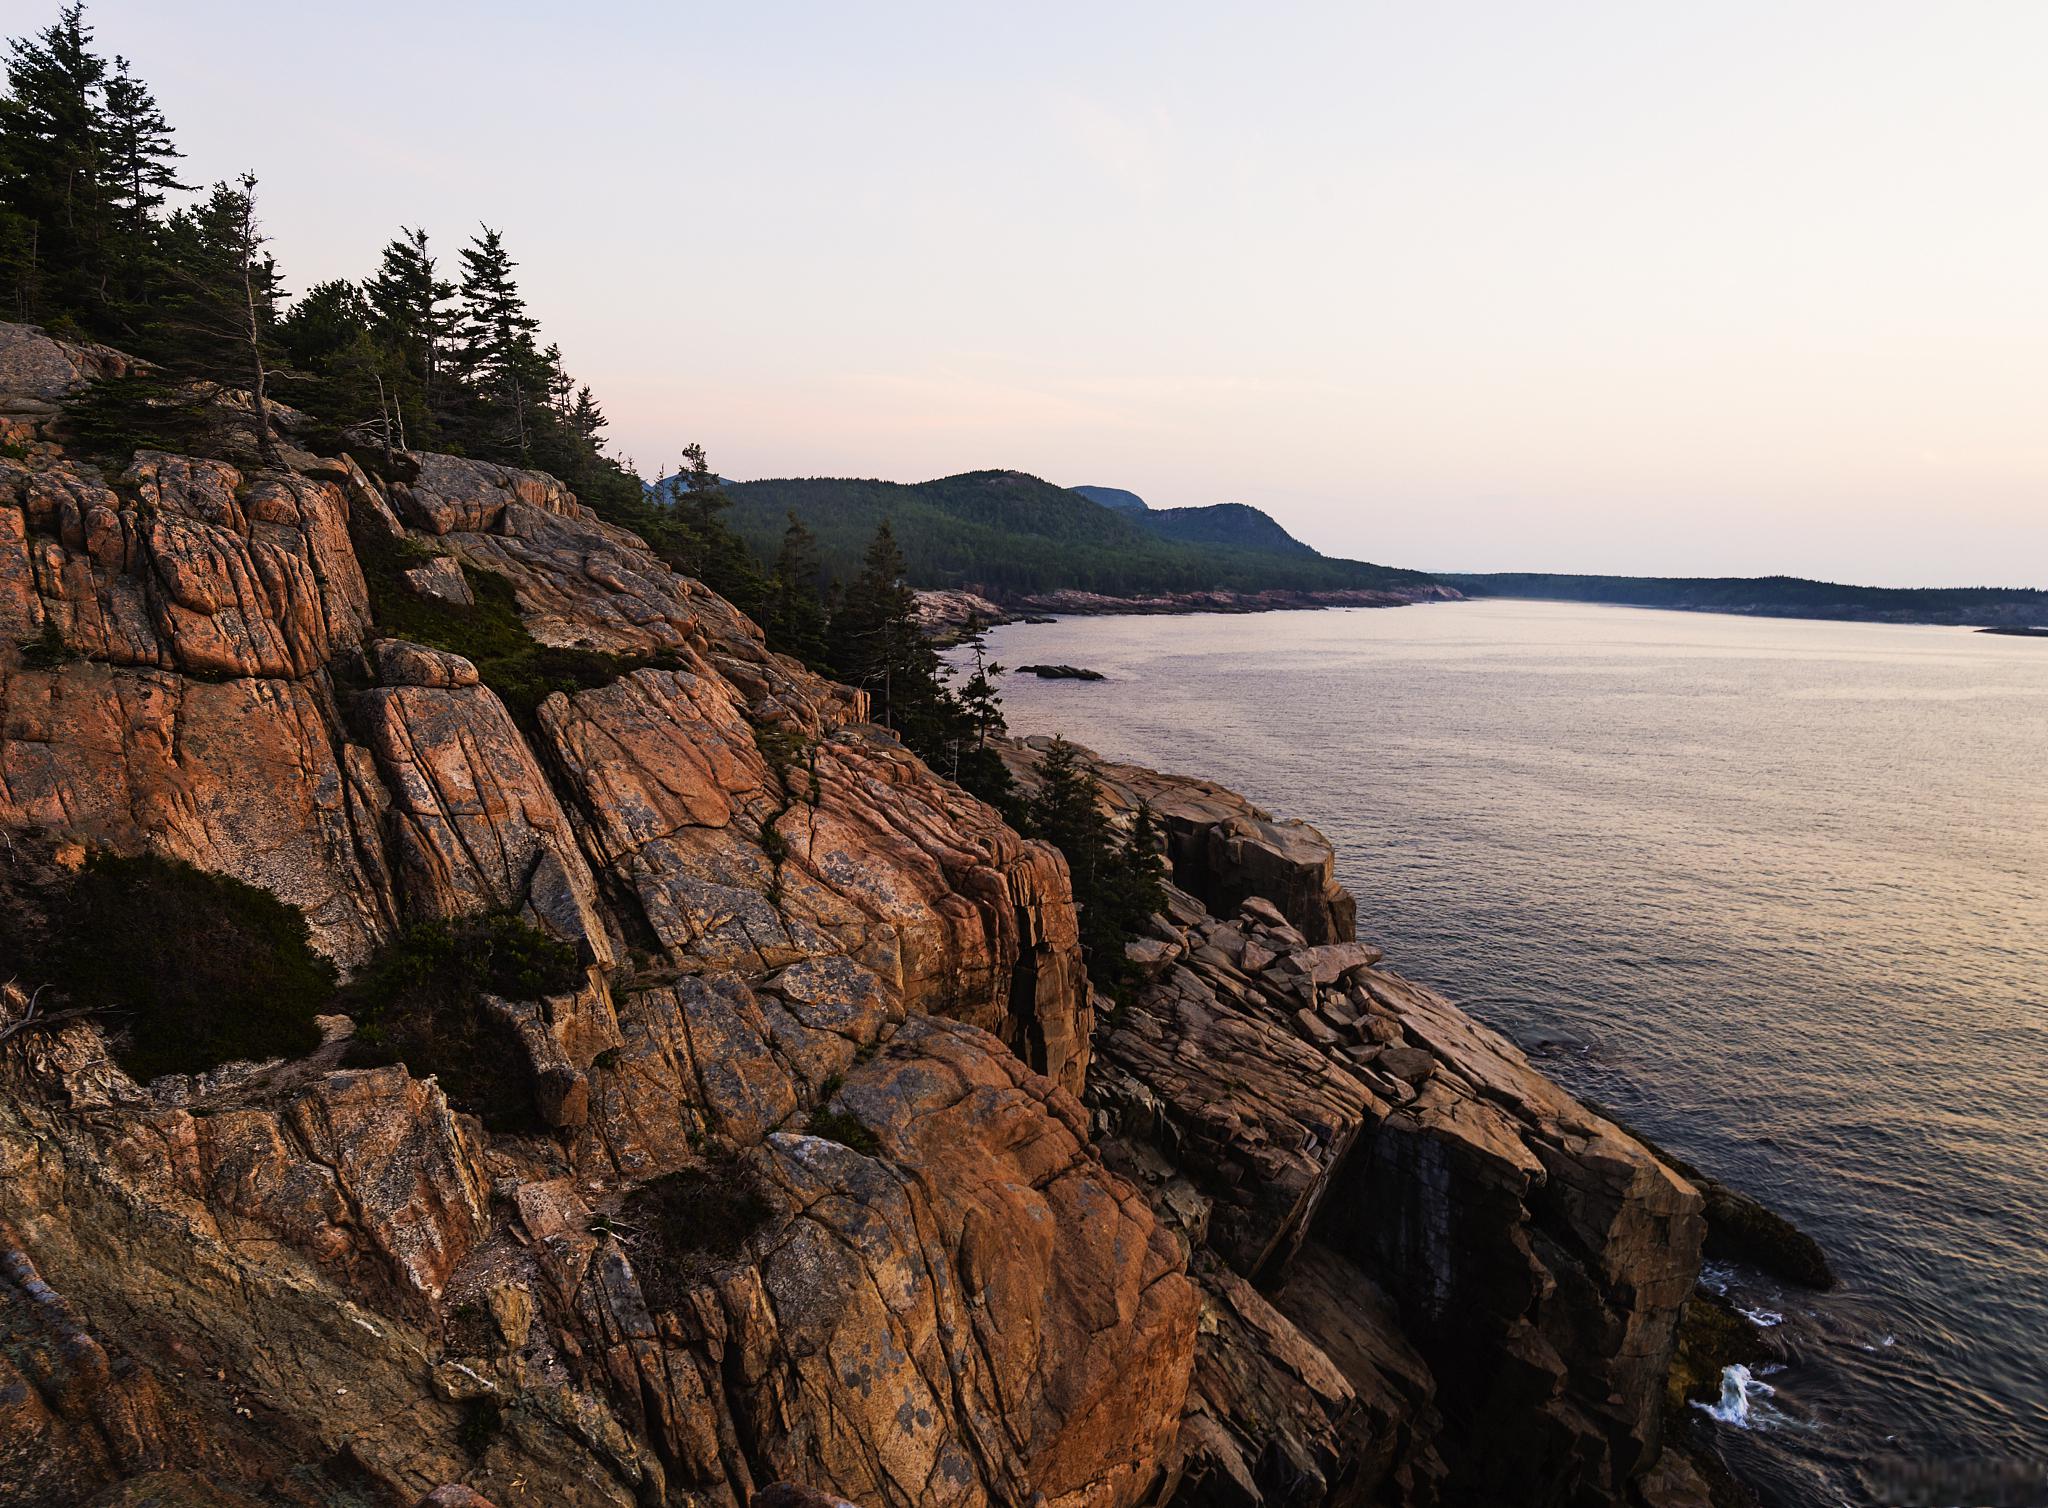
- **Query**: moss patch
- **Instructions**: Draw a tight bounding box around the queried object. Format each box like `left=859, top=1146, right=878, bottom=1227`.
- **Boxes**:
left=456, top=1397, right=503, bottom=1458
left=16, top=620, right=78, bottom=669
left=1, top=848, right=336, bottom=1082
left=617, top=1157, right=773, bottom=1311
left=805, top=1107, right=880, bottom=1154
left=1665, top=1291, right=1773, bottom=1413
left=339, top=914, right=581, bottom=1131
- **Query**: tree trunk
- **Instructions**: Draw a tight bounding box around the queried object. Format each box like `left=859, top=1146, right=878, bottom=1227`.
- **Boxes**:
left=235, top=190, right=279, bottom=467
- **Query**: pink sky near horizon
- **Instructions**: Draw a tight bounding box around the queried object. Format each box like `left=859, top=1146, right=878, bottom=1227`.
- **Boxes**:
left=65, top=0, right=2048, bottom=588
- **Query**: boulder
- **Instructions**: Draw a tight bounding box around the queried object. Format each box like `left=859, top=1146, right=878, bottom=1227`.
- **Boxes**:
left=0, top=321, right=138, bottom=417
left=999, top=738, right=1354, bottom=943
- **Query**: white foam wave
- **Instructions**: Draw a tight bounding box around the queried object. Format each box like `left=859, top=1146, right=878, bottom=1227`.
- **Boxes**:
left=1696, top=1365, right=1777, bottom=1430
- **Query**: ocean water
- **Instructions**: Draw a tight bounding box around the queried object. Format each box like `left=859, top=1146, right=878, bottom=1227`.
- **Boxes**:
left=969, top=600, right=2048, bottom=1508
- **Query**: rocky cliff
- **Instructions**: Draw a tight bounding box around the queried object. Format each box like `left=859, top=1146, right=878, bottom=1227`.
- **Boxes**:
left=0, top=322, right=1705, bottom=1508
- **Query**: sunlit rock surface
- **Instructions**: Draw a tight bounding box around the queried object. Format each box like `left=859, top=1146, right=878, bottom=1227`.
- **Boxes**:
left=0, top=333, right=1701, bottom=1508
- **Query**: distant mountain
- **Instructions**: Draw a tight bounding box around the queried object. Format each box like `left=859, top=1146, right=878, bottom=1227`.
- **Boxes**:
left=1071, top=485, right=1318, bottom=557
left=1071, top=485, right=1150, bottom=514
left=719, top=470, right=1437, bottom=599
left=1444, top=572, right=2048, bottom=629
left=1137, top=502, right=1318, bottom=557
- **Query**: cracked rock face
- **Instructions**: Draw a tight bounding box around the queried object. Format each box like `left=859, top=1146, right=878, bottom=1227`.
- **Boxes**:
left=0, top=373, right=1167, bottom=1508
left=0, top=340, right=1702, bottom=1508
left=1073, top=743, right=1705, bottom=1508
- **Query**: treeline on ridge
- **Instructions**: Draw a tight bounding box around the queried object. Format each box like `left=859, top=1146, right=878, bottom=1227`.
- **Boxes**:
left=1, top=2, right=1163, bottom=1001
left=1444, top=571, right=2048, bottom=625
left=720, top=471, right=1437, bottom=598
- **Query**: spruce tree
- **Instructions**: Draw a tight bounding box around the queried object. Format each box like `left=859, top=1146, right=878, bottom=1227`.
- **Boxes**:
left=566, top=384, right=605, bottom=444
left=650, top=445, right=766, bottom=617
left=828, top=520, right=940, bottom=735
left=364, top=226, right=452, bottom=420
left=764, top=511, right=831, bottom=666
left=152, top=174, right=284, bottom=462
left=451, top=225, right=545, bottom=456
left=276, top=278, right=397, bottom=453
left=0, top=4, right=110, bottom=324
left=100, top=55, right=183, bottom=233
left=1023, top=739, right=1165, bottom=1003
left=948, top=614, right=1017, bottom=809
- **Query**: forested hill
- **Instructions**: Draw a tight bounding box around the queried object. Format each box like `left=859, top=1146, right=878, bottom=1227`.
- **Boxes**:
left=1445, top=572, right=2048, bottom=628
left=1071, top=485, right=1148, bottom=514
left=723, top=470, right=1431, bottom=597
left=1071, top=484, right=1317, bottom=556
left=1137, top=501, right=1317, bottom=556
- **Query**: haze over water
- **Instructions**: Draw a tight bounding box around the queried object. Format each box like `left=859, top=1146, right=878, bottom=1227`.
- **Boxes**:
left=975, top=600, right=2048, bottom=1508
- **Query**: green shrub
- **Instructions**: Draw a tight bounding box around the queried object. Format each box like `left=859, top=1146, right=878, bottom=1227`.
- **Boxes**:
left=340, top=913, right=581, bottom=1131
left=42, top=851, right=337, bottom=1081
left=350, top=516, right=681, bottom=730
left=456, top=1397, right=503, bottom=1457
left=59, top=375, right=222, bottom=469
left=617, top=1157, right=773, bottom=1310
left=16, top=620, right=77, bottom=669
left=805, top=1107, right=881, bottom=1154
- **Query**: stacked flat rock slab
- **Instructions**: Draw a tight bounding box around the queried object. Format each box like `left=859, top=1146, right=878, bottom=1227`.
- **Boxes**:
left=1072, top=743, right=1705, bottom=1508
left=1001, top=736, right=1355, bottom=944
left=0, top=329, right=1703, bottom=1508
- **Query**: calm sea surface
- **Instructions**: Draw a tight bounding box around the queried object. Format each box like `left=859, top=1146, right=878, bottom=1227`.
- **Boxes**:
left=970, top=600, right=2048, bottom=1508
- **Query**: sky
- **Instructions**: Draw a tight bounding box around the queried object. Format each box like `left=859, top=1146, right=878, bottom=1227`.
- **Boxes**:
left=70, top=1, right=2048, bottom=586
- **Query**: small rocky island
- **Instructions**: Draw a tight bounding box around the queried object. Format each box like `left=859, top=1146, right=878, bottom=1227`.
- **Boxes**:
left=1018, top=663, right=1107, bottom=680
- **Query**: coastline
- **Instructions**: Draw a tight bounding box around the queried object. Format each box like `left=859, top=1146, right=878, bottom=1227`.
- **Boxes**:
left=915, top=583, right=1459, bottom=638
left=994, top=731, right=1823, bottom=1507
left=924, top=584, right=2042, bottom=644
left=975, top=626, right=1855, bottom=1508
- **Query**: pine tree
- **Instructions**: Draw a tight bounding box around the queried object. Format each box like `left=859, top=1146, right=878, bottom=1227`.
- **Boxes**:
left=0, top=4, right=111, bottom=323
left=276, top=277, right=400, bottom=454
left=764, top=511, right=831, bottom=666
left=566, top=384, right=605, bottom=444
left=152, top=174, right=284, bottom=463
left=828, top=520, right=939, bottom=734
left=364, top=226, right=452, bottom=417
left=451, top=225, right=545, bottom=456
left=1023, top=740, right=1164, bottom=1002
left=99, top=54, right=182, bottom=232
left=1112, top=801, right=1168, bottom=936
left=947, top=613, right=1016, bottom=809
left=650, top=444, right=766, bottom=617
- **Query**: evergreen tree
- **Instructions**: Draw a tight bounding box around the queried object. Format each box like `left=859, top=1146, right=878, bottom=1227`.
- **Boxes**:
left=450, top=225, right=545, bottom=456
left=152, top=174, right=284, bottom=462
left=649, top=444, right=766, bottom=617
left=1023, top=739, right=1165, bottom=1003
left=828, top=520, right=940, bottom=735
left=764, top=511, right=831, bottom=665
left=0, top=4, right=110, bottom=324
left=363, top=226, right=452, bottom=423
left=946, top=614, right=1016, bottom=809
left=566, top=383, right=605, bottom=444
left=99, top=54, right=182, bottom=233
left=276, top=277, right=399, bottom=455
